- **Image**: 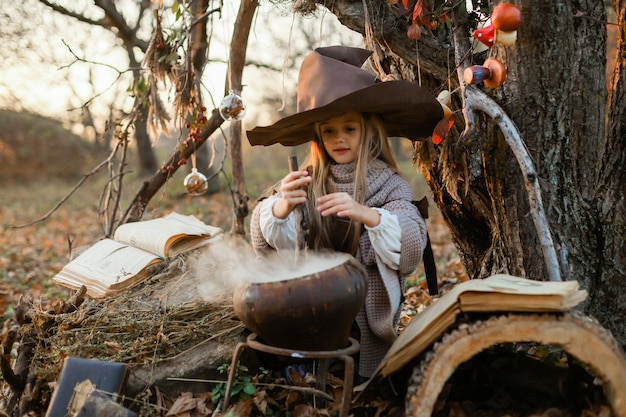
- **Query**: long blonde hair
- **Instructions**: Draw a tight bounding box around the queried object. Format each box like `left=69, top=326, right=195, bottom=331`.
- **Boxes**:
left=302, top=112, right=400, bottom=252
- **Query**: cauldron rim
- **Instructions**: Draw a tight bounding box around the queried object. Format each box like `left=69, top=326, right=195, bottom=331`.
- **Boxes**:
left=243, top=251, right=361, bottom=284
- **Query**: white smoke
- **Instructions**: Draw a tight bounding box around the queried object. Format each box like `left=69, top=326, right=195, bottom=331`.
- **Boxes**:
left=186, top=235, right=354, bottom=301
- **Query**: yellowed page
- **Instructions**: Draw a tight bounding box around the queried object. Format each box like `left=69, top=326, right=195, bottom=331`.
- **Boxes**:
left=52, top=239, right=160, bottom=297
left=113, top=212, right=222, bottom=257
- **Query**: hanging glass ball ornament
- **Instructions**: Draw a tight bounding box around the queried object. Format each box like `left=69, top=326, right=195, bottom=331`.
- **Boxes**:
left=219, top=90, right=246, bottom=121
left=183, top=168, right=208, bottom=196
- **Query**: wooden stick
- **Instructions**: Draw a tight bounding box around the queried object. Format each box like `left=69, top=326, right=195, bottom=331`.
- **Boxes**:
left=288, top=155, right=305, bottom=260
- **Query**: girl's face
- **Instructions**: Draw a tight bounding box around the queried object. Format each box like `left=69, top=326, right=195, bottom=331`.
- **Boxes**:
left=319, top=111, right=362, bottom=164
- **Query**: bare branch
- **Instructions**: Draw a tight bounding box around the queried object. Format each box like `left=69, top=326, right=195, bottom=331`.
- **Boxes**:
left=59, top=40, right=135, bottom=110
left=190, top=6, right=222, bottom=29
left=463, top=87, right=562, bottom=282
left=37, top=0, right=149, bottom=51
left=37, top=0, right=103, bottom=27
left=227, top=0, right=259, bottom=235
left=93, top=0, right=149, bottom=51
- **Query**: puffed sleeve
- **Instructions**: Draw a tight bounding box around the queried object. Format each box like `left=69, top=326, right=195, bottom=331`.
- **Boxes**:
left=364, top=208, right=401, bottom=270
left=258, top=195, right=297, bottom=251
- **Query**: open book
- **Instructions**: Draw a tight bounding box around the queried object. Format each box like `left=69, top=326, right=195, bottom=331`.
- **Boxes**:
left=371, top=274, right=588, bottom=380
left=52, top=212, right=223, bottom=298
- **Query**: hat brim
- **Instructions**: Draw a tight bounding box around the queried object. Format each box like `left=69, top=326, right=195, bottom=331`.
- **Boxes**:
left=247, top=80, right=444, bottom=147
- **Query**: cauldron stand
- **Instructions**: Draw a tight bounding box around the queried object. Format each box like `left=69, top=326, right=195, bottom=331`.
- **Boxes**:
left=223, top=333, right=360, bottom=417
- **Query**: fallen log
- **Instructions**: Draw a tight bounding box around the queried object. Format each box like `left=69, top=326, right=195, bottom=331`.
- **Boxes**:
left=405, top=312, right=626, bottom=416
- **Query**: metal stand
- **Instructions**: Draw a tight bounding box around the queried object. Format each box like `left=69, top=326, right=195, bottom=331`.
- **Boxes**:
left=222, top=333, right=360, bottom=417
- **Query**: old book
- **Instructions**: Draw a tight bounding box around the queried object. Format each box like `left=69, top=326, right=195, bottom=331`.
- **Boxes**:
left=373, top=274, right=588, bottom=379
left=74, top=389, right=137, bottom=417
left=45, top=357, right=128, bottom=417
left=52, top=212, right=223, bottom=298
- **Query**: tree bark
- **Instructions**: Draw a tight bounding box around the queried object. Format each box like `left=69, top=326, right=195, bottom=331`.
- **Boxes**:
left=226, top=0, right=259, bottom=236
left=316, top=0, right=626, bottom=345
left=189, top=0, right=220, bottom=193
left=591, top=0, right=626, bottom=345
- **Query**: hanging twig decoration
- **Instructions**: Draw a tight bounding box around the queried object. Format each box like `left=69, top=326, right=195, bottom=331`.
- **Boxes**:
left=143, top=9, right=174, bottom=138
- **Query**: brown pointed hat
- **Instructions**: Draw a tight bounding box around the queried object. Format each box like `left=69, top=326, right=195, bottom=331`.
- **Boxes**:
left=246, top=45, right=445, bottom=147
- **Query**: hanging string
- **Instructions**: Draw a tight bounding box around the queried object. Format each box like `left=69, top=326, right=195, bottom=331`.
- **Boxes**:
left=447, top=46, right=451, bottom=91
left=278, top=11, right=297, bottom=112
left=415, top=39, right=422, bottom=86
left=220, top=1, right=232, bottom=91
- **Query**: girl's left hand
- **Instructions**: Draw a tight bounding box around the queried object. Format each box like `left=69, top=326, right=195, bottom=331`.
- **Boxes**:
left=316, top=192, right=381, bottom=228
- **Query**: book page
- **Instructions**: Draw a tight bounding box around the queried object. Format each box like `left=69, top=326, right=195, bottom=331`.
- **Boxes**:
left=458, top=274, right=586, bottom=312
left=52, top=239, right=161, bottom=296
left=372, top=285, right=460, bottom=379
left=113, top=212, right=222, bottom=257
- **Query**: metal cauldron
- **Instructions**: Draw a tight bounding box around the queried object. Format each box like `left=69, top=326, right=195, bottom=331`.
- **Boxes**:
left=233, top=252, right=368, bottom=351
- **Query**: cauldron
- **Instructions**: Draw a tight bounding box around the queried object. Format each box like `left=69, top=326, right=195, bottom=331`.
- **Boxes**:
left=233, top=252, right=368, bottom=351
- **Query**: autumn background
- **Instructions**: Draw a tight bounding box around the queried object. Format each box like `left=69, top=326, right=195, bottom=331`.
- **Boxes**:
left=0, top=108, right=463, bottom=313
left=1, top=0, right=625, bottom=416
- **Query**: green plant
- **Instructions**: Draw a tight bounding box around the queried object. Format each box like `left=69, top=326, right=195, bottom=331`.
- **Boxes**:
left=211, top=363, right=269, bottom=405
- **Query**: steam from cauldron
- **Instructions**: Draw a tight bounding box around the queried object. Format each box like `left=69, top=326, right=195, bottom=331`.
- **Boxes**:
left=186, top=235, right=352, bottom=301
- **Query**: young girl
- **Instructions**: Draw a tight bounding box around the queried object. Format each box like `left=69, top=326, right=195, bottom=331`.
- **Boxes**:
left=247, top=45, right=444, bottom=379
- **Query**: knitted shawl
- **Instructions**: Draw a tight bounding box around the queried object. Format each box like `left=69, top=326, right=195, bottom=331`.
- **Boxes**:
left=250, top=160, right=427, bottom=377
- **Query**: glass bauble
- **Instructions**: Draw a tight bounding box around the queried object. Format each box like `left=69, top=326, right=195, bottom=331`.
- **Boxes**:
left=183, top=168, right=208, bottom=196
left=219, top=90, right=246, bottom=121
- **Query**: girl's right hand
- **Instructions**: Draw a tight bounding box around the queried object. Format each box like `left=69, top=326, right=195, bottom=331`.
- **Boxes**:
left=272, top=170, right=312, bottom=219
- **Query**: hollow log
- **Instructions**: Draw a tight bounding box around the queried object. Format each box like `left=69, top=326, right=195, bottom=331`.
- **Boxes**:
left=405, top=312, right=626, bottom=416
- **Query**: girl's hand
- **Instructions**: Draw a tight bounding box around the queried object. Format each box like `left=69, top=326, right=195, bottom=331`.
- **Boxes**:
left=316, top=192, right=381, bottom=228
left=272, top=170, right=312, bottom=219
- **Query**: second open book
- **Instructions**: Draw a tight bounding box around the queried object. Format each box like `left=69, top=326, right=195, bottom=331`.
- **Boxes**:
left=52, top=212, right=223, bottom=298
left=372, top=274, right=588, bottom=380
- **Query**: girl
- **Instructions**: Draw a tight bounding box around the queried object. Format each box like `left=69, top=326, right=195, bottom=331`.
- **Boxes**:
left=247, top=45, right=444, bottom=379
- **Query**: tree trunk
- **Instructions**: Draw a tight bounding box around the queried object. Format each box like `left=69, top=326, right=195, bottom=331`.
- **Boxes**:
left=320, top=0, right=626, bottom=346
left=226, top=0, right=259, bottom=236
left=134, top=103, right=158, bottom=175
left=190, top=0, right=220, bottom=193
left=591, top=0, right=626, bottom=345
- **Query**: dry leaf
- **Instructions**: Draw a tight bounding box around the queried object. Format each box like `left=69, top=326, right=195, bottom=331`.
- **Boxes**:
left=432, top=116, right=454, bottom=145
left=253, top=390, right=271, bottom=415
left=227, top=398, right=254, bottom=417
left=284, top=391, right=301, bottom=410
left=166, top=392, right=197, bottom=416
left=293, top=404, right=330, bottom=417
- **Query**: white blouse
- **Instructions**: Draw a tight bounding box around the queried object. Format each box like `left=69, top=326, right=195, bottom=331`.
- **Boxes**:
left=258, top=195, right=402, bottom=270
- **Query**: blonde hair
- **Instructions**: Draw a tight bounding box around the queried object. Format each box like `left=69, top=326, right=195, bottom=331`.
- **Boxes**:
left=302, top=112, right=400, bottom=252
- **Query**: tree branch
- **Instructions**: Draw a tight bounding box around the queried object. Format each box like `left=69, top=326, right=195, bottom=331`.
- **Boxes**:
left=463, top=87, right=562, bottom=282
left=225, top=0, right=259, bottom=235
